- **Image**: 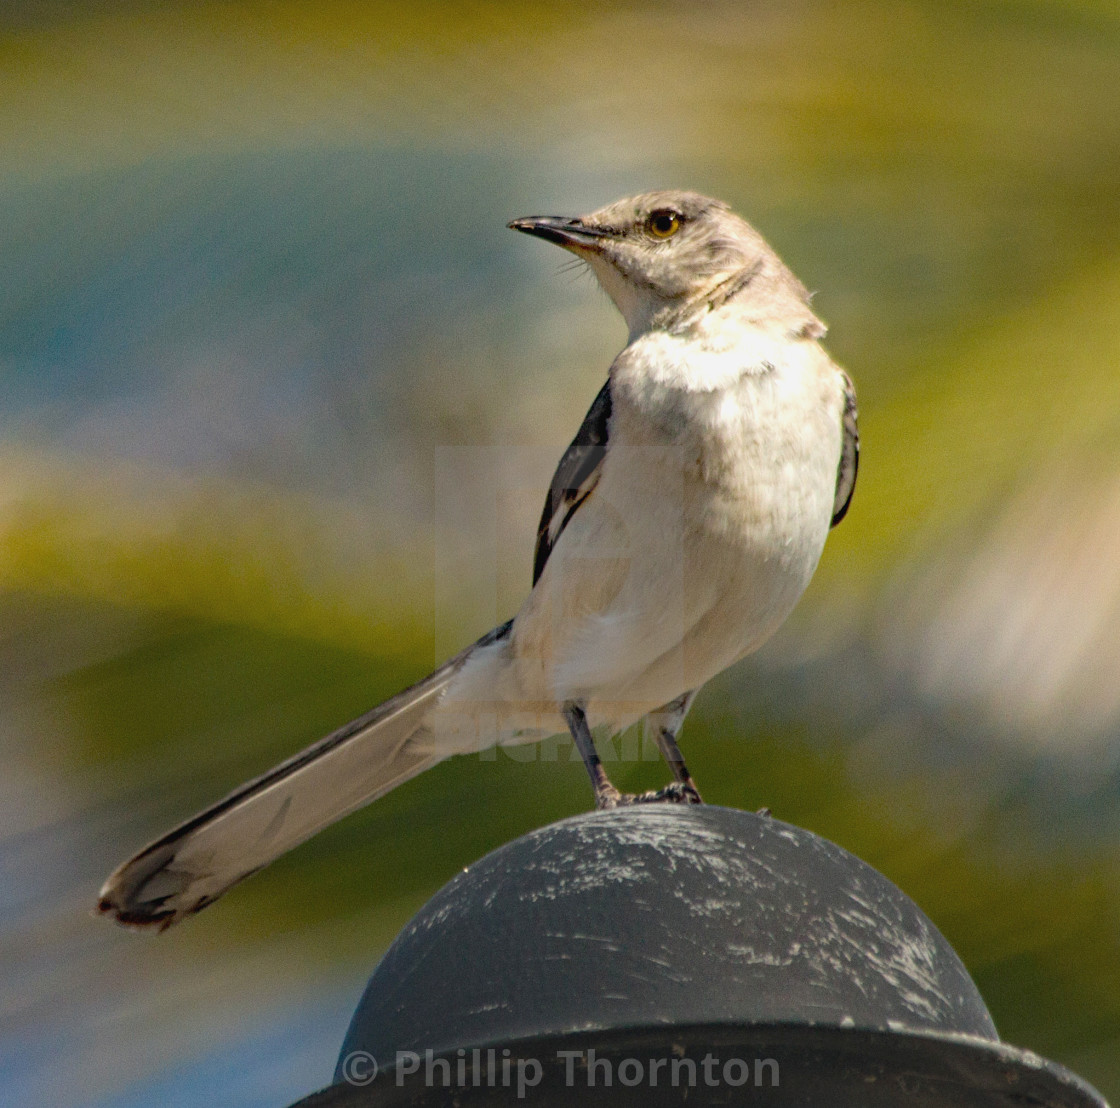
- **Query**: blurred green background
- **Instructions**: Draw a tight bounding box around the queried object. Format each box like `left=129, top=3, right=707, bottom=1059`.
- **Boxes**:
left=3, top=0, right=1120, bottom=1104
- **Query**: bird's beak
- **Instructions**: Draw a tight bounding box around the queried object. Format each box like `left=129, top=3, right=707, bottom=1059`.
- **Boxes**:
left=507, top=215, right=611, bottom=251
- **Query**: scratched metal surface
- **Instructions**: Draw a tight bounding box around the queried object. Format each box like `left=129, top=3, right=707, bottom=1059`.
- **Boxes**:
left=337, top=806, right=995, bottom=1067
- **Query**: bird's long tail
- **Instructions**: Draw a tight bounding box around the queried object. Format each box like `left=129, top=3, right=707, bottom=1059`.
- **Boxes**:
left=97, top=621, right=512, bottom=930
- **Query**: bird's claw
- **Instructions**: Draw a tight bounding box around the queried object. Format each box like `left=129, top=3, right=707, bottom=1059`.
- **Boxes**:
left=594, top=785, right=624, bottom=810
left=636, top=782, right=703, bottom=805
left=596, top=782, right=703, bottom=808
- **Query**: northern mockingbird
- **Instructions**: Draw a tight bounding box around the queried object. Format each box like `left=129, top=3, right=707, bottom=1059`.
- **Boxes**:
left=98, top=190, right=858, bottom=929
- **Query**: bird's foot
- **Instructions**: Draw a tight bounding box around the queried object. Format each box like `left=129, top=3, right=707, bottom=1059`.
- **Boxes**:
left=594, top=784, right=624, bottom=810
left=595, top=782, right=703, bottom=809
left=641, top=781, right=703, bottom=805
left=622, top=782, right=704, bottom=806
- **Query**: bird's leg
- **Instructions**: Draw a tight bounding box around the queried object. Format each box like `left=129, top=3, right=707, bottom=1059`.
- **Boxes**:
left=564, top=697, right=703, bottom=809
left=648, top=690, right=703, bottom=804
left=563, top=701, right=623, bottom=809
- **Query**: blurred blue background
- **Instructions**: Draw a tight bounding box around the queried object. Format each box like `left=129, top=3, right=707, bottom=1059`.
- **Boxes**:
left=3, top=1, right=1120, bottom=1104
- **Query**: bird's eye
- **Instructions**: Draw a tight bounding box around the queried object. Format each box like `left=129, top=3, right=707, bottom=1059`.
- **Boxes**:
left=647, top=210, right=681, bottom=238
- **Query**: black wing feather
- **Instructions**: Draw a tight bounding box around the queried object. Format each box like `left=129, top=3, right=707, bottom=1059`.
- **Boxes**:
left=831, top=370, right=859, bottom=527
left=533, top=380, right=612, bottom=584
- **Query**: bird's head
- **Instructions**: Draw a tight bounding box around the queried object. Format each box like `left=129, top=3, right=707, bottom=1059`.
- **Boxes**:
left=509, top=190, right=810, bottom=338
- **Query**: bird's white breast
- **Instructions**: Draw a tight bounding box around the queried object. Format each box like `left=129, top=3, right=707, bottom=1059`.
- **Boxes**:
left=514, top=322, right=845, bottom=727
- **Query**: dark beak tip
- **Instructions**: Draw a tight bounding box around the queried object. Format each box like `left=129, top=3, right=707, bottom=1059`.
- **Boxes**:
left=507, top=214, right=607, bottom=248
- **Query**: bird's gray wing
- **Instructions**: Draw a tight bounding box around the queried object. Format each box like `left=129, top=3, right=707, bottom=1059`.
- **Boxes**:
left=533, top=379, right=612, bottom=584
left=831, top=369, right=859, bottom=527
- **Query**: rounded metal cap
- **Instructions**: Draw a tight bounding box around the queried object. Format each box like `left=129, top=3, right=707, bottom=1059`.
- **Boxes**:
left=292, top=806, right=1107, bottom=1107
